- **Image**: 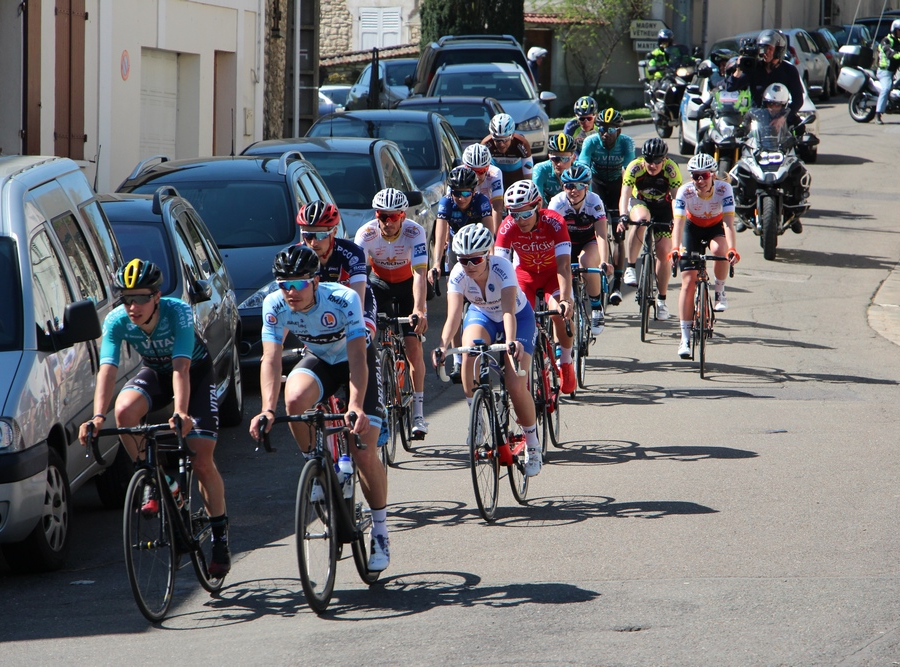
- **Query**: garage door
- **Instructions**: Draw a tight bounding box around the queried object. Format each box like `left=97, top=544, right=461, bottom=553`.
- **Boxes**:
left=140, top=49, right=177, bottom=157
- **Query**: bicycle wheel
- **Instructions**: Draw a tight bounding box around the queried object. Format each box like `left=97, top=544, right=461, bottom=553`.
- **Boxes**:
left=530, top=336, right=549, bottom=456
left=123, top=468, right=175, bottom=622
left=396, top=350, right=415, bottom=452
left=698, top=281, right=709, bottom=378
left=573, top=291, right=590, bottom=391
left=188, top=505, right=225, bottom=594
left=348, top=477, right=380, bottom=586
left=639, top=255, right=653, bottom=342
left=379, top=349, right=398, bottom=468
left=506, top=424, right=529, bottom=505
left=546, top=346, right=563, bottom=448
left=295, top=459, right=337, bottom=613
left=469, top=388, right=500, bottom=522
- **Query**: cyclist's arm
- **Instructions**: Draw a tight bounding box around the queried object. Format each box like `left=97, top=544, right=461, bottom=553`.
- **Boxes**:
left=722, top=211, right=737, bottom=255
left=556, top=252, right=574, bottom=307
left=411, top=266, right=428, bottom=334
left=79, top=363, right=118, bottom=445
left=618, top=181, right=632, bottom=223
left=520, top=137, right=534, bottom=179
left=594, top=215, right=610, bottom=268
left=671, top=213, right=686, bottom=258
left=489, top=199, right=503, bottom=235
left=440, top=289, right=465, bottom=350
left=345, top=335, right=370, bottom=434
left=170, top=357, right=192, bottom=436
left=500, top=285, right=520, bottom=358
left=251, top=340, right=283, bottom=438
left=431, top=218, right=450, bottom=276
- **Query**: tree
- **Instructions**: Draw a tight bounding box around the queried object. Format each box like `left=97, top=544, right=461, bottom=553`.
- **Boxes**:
left=419, top=0, right=525, bottom=47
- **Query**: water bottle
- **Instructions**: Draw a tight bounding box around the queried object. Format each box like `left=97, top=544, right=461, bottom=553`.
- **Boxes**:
left=166, top=474, right=184, bottom=510
left=337, top=454, right=354, bottom=499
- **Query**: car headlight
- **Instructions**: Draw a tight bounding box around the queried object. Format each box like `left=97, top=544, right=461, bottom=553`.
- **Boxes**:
left=0, top=419, right=22, bottom=452
left=238, top=280, right=280, bottom=310
left=516, top=116, right=544, bottom=132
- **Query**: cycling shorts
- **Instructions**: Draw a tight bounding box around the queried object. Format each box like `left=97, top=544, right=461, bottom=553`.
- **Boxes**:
left=463, top=303, right=537, bottom=356
left=371, top=276, right=416, bottom=337
left=679, top=221, right=726, bottom=272
left=516, top=269, right=560, bottom=308
left=628, top=199, right=673, bottom=239
left=572, top=237, right=599, bottom=258
left=592, top=178, right=622, bottom=214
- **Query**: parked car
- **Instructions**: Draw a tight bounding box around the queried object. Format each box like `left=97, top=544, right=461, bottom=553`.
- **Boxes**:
left=318, top=85, right=351, bottom=116
left=306, top=109, right=462, bottom=216
left=425, top=62, right=556, bottom=158
left=820, top=23, right=873, bottom=49
left=406, top=34, right=532, bottom=96
left=855, top=13, right=900, bottom=43
left=117, top=152, right=344, bottom=367
left=396, top=95, right=506, bottom=149
left=98, top=187, right=243, bottom=428
left=808, top=28, right=843, bottom=97
left=345, top=58, right=417, bottom=110
left=0, top=155, right=140, bottom=572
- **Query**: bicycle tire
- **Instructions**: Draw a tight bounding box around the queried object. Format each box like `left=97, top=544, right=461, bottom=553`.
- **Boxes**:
left=530, top=333, right=549, bottom=454
left=396, top=350, right=415, bottom=453
left=295, top=459, right=337, bottom=613
left=349, top=476, right=380, bottom=585
left=698, top=281, right=709, bottom=378
left=123, top=468, right=175, bottom=622
left=639, top=255, right=653, bottom=342
left=379, top=349, right=398, bottom=468
left=506, top=422, right=529, bottom=505
left=189, top=505, right=225, bottom=593
left=573, top=286, right=590, bottom=391
left=469, top=388, right=500, bottom=522
left=547, top=346, right=563, bottom=448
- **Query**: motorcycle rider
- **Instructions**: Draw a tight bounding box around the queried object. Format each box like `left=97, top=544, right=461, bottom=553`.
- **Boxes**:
left=647, top=28, right=676, bottom=81
left=875, top=19, right=900, bottom=124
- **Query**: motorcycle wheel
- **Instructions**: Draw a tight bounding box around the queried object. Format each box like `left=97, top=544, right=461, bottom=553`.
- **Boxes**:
left=656, top=122, right=673, bottom=139
left=717, top=157, right=733, bottom=179
left=848, top=92, right=876, bottom=123
left=678, top=125, right=693, bottom=155
left=760, top=196, right=779, bottom=261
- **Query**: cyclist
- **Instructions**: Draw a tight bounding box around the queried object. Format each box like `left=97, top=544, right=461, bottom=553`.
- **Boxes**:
left=548, top=164, right=609, bottom=335
left=432, top=224, right=543, bottom=477
left=563, top=96, right=599, bottom=154
left=532, top=132, right=577, bottom=203
left=354, top=188, right=430, bottom=438
left=462, top=143, right=505, bottom=233
left=249, top=246, right=391, bottom=571
left=671, top=153, right=740, bottom=359
left=494, top=180, right=576, bottom=395
left=617, top=137, right=682, bottom=320
left=576, top=107, right=635, bottom=306
left=78, top=259, right=231, bottom=576
left=482, top=113, right=533, bottom=191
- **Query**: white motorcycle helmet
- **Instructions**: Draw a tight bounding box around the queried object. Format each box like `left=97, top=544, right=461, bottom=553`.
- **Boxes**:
left=762, top=83, right=791, bottom=115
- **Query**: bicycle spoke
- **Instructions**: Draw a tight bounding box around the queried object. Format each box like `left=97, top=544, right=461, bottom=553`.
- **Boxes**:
left=295, top=460, right=337, bottom=613
left=469, top=389, right=499, bottom=522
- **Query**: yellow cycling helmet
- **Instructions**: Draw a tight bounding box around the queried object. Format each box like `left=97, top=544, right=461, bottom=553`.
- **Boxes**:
left=116, top=258, right=163, bottom=291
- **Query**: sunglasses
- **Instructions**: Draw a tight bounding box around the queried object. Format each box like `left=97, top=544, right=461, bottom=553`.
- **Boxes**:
left=376, top=211, right=404, bottom=222
left=469, top=165, right=489, bottom=175
left=691, top=171, right=713, bottom=181
left=509, top=206, right=537, bottom=221
left=647, top=157, right=666, bottom=165
left=301, top=230, right=334, bottom=242
left=563, top=183, right=588, bottom=191
left=451, top=190, right=473, bottom=198
left=549, top=154, right=574, bottom=163
left=492, top=135, right=513, bottom=142
left=598, top=126, right=619, bottom=134
left=458, top=254, right=487, bottom=266
left=122, top=293, right=156, bottom=306
left=577, top=115, right=595, bottom=122
left=277, top=279, right=314, bottom=292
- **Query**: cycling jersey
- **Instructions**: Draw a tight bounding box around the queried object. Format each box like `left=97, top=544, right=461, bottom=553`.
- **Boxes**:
left=482, top=135, right=533, bottom=189
left=673, top=180, right=735, bottom=228
left=447, top=255, right=529, bottom=322
left=622, top=157, right=683, bottom=205
left=472, top=165, right=504, bottom=203
left=436, top=192, right=493, bottom=233
left=354, top=219, right=428, bottom=284
left=562, top=118, right=597, bottom=154
left=260, top=282, right=366, bottom=366
left=494, top=209, right=571, bottom=275
left=576, top=134, right=635, bottom=184
left=100, top=297, right=209, bottom=373
left=531, top=160, right=565, bottom=203
left=318, top=237, right=378, bottom=329
left=547, top=191, right=606, bottom=248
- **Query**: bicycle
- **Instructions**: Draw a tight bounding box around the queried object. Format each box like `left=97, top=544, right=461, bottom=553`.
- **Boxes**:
left=632, top=218, right=673, bottom=342
left=256, top=408, right=379, bottom=614
left=532, top=289, right=564, bottom=447
left=672, top=252, right=734, bottom=378
left=375, top=310, right=420, bottom=465
left=571, top=264, right=608, bottom=390
left=85, top=416, right=223, bottom=622
left=437, top=341, right=528, bottom=522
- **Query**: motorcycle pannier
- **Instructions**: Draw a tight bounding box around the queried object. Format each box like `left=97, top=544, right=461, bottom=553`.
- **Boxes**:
left=837, top=66, right=866, bottom=95
left=839, top=44, right=873, bottom=69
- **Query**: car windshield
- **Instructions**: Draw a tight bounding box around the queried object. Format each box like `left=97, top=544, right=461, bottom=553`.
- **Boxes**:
left=308, top=119, right=438, bottom=169
left=107, top=221, right=177, bottom=295
left=430, top=71, right=531, bottom=101
left=301, top=152, right=379, bottom=208
left=842, top=25, right=872, bottom=45
left=0, top=237, right=23, bottom=351
left=384, top=62, right=416, bottom=86
left=131, top=180, right=294, bottom=248
left=410, top=103, right=493, bottom=140
left=322, top=87, right=350, bottom=106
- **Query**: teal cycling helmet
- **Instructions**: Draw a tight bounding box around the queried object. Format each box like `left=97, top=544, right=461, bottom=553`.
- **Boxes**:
left=560, top=164, right=592, bottom=185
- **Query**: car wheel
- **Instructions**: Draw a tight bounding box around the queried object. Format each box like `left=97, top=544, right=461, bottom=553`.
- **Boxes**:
left=820, top=72, right=832, bottom=102
left=1, top=449, right=72, bottom=572
left=219, top=343, right=244, bottom=427
left=95, top=442, right=132, bottom=508
left=678, top=124, right=694, bottom=155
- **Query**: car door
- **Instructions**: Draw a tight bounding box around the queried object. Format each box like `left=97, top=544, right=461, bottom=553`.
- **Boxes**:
left=797, top=31, right=827, bottom=86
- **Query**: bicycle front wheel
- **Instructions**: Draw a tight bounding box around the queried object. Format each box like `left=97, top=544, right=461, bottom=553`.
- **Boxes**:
left=547, top=351, right=563, bottom=448
left=469, top=388, right=500, bottom=522
left=639, top=257, right=653, bottom=342
left=188, top=505, right=225, bottom=593
left=698, top=281, right=709, bottom=378
left=295, top=459, right=338, bottom=614
left=573, top=292, right=590, bottom=391
left=379, top=349, right=398, bottom=468
left=123, top=468, right=175, bottom=622
left=507, top=423, right=529, bottom=505
left=396, top=352, right=414, bottom=452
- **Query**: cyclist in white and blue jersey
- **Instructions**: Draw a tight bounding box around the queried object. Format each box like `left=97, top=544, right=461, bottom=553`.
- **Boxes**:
left=249, top=245, right=391, bottom=571
left=431, top=166, right=493, bottom=280
left=531, top=132, right=577, bottom=203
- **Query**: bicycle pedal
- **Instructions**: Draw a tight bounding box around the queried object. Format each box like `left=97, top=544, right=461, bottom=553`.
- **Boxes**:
left=410, top=432, right=426, bottom=441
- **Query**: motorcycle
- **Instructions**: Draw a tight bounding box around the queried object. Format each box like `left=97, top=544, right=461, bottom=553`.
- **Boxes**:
left=694, top=88, right=750, bottom=176
left=838, top=44, right=900, bottom=122
left=641, top=57, right=698, bottom=139
left=728, top=108, right=815, bottom=261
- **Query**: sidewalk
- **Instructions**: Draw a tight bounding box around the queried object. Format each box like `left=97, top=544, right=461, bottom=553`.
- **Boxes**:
left=868, top=265, right=900, bottom=346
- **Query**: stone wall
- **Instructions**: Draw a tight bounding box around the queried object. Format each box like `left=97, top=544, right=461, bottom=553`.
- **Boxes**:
left=321, top=0, right=353, bottom=58
left=264, top=0, right=287, bottom=139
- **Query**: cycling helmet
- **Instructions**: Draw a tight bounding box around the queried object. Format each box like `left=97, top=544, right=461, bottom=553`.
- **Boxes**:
left=116, top=258, right=163, bottom=291
left=451, top=222, right=494, bottom=256
left=504, top=180, right=541, bottom=209
left=297, top=199, right=341, bottom=228
left=527, top=46, right=548, bottom=61
left=599, top=107, right=623, bottom=127
left=272, top=245, right=320, bottom=279
left=573, top=96, right=598, bottom=118
left=447, top=165, right=478, bottom=191
left=641, top=137, right=669, bottom=161
left=463, top=143, right=492, bottom=169
left=891, top=19, right=900, bottom=32
left=548, top=132, right=576, bottom=153
left=560, top=164, right=592, bottom=185
left=762, top=82, right=791, bottom=109
left=687, top=153, right=717, bottom=173
left=489, top=113, right=515, bottom=138
left=372, top=187, right=408, bottom=211
left=657, top=28, right=674, bottom=46
left=757, top=29, right=787, bottom=62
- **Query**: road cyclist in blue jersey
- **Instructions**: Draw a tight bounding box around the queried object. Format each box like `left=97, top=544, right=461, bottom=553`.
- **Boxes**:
left=78, top=258, right=232, bottom=576
left=531, top=132, right=577, bottom=204
left=249, top=245, right=391, bottom=571
left=563, top=96, right=600, bottom=154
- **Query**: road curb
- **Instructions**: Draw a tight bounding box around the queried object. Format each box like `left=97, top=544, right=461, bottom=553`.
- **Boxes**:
left=868, top=265, right=900, bottom=346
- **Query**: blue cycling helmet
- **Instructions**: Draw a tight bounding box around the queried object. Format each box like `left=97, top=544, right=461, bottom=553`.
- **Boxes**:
left=560, top=164, right=592, bottom=185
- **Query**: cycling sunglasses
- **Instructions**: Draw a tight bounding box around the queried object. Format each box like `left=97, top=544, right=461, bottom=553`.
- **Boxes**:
left=469, top=165, right=490, bottom=175
left=122, top=293, right=156, bottom=306
left=492, top=135, right=513, bottom=142
left=691, top=171, right=713, bottom=181
left=277, top=279, right=314, bottom=292
left=577, top=115, right=595, bottom=122
left=646, top=157, right=666, bottom=165
left=509, top=206, right=538, bottom=221
left=563, top=183, right=589, bottom=191
left=301, top=230, right=335, bottom=242
left=548, top=154, right=574, bottom=163
left=376, top=211, right=405, bottom=222
left=451, top=190, right=473, bottom=198
left=458, top=254, right=487, bottom=266
left=598, top=125, right=620, bottom=134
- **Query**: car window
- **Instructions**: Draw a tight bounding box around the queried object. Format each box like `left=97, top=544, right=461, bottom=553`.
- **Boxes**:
left=386, top=144, right=419, bottom=190
left=380, top=150, right=408, bottom=191
left=179, top=212, right=213, bottom=277
left=30, top=230, right=73, bottom=335
left=301, top=152, right=379, bottom=207
left=308, top=118, right=439, bottom=170
left=434, top=48, right=528, bottom=73
left=174, top=224, right=203, bottom=285
left=109, top=221, right=177, bottom=295
left=0, top=237, right=23, bottom=350
left=407, top=102, right=492, bottom=141
left=355, top=64, right=372, bottom=86
left=51, top=212, right=106, bottom=303
left=438, top=122, right=458, bottom=171
left=384, top=61, right=416, bottom=86
left=78, top=200, right=122, bottom=284
left=185, top=209, right=224, bottom=273
left=431, top=70, right=531, bottom=101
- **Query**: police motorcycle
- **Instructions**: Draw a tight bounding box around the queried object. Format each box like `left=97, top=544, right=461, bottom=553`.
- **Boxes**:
left=837, top=44, right=900, bottom=122
left=640, top=46, right=701, bottom=139
left=728, top=103, right=815, bottom=261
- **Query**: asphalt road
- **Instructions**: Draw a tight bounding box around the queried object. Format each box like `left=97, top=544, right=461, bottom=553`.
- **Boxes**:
left=3, top=99, right=900, bottom=666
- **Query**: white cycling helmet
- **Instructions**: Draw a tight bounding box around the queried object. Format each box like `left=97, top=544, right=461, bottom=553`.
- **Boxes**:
left=489, top=113, right=515, bottom=138
left=452, top=223, right=494, bottom=256
left=687, top=153, right=717, bottom=173
left=372, top=187, right=408, bottom=211
left=762, top=83, right=791, bottom=107
left=504, top=180, right=541, bottom=209
left=462, top=143, right=492, bottom=169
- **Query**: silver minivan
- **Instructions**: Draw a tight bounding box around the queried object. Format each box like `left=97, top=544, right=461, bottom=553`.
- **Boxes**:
left=0, top=156, right=139, bottom=572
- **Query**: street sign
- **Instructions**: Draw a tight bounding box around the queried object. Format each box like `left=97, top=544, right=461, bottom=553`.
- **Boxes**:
left=629, top=19, right=666, bottom=40
left=634, top=40, right=658, bottom=53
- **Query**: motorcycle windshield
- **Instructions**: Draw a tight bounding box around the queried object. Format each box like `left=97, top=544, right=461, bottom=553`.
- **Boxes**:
left=745, top=108, right=791, bottom=151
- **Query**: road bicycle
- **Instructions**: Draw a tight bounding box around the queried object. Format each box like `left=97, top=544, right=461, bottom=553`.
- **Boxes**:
left=437, top=341, right=528, bottom=522
left=672, top=252, right=733, bottom=378
left=571, top=263, right=608, bottom=390
left=632, top=218, right=673, bottom=342
left=532, top=289, right=564, bottom=447
left=256, top=407, right=378, bottom=614
left=86, top=416, right=223, bottom=622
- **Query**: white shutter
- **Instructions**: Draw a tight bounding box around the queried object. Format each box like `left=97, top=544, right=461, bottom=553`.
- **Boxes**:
left=381, top=9, right=401, bottom=47
left=358, top=7, right=403, bottom=49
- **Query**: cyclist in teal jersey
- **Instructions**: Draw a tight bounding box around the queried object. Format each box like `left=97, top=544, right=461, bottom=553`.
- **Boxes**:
left=531, top=132, right=577, bottom=203
left=78, top=259, right=231, bottom=575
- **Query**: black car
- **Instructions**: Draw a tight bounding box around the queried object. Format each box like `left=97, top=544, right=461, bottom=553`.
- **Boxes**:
left=99, top=187, right=243, bottom=426
left=396, top=96, right=506, bottom=149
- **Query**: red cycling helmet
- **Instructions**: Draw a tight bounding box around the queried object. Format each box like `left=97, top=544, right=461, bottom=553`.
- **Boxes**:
left=297, top=199, right=341, bottom=228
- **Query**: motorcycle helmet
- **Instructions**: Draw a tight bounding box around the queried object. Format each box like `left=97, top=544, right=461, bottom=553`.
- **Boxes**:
left=762, top=83, right=791, bottom=114
left=297, top=199, right=341, bottom=228
left=504, top=180, right=541, bottom=209
left=489, top=113, right=515, bottom=138
left=657, top=28, right=674, bottom=48
left=710, top=48, right=737, bottom=67
left=892, top=19, right=900, bottom=33
left=451, top=223, right=494, bottom=256
left=272, top=245, right=320, bottom=279
left=447, top=166, right=478, bottom=191
left=527, top=46, right=548, bottom=62
left=641, top=137, right=669, bottom=161
left=757, top=29, right=787, bottom=62
left=462, top=143, right=492, bottom=169
left=724, top=56, right=742, bottom=77
left=548, top=132, right=576, bottom=153
left=573, top=96, right=598, bottom=118
left=687, top=153, right=717, bottom=174
left=116, top=258, right=163, bottom=291
left=372, top=188, right=408, bottom=212
left=560, top=164, right=592, bottom=185
left=697, top=59, right=714, bottom=79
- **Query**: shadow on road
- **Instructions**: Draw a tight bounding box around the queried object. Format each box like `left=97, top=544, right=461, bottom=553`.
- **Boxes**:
left=774, top=247, right=895, bottom=270
left=812, top=154, right=872, bottom=166
left=550, top=440, right=758, bottom=467
left=803, top=208, right=876, bottom=222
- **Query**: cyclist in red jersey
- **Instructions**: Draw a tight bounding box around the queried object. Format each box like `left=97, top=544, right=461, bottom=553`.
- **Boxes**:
left=494, top=180, right=576, bottom=394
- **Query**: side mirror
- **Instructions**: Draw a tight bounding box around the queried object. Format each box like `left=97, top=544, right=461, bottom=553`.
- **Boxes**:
left=41, top=299, right=102, bottom=351
left=189, top=279, right=212, bottom=304
left=539, top=91, right=557, bottom=102
left=404, top=190, right=424, bottom=207
left=686, top=84, right=701, bottom=95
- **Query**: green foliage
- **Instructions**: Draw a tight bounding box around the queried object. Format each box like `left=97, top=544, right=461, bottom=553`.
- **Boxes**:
left=420, top=0, right=524, bottom=46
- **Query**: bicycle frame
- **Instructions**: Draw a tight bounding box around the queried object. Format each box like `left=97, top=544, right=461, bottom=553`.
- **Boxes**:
left=571, top=265, right=605, bottom=390
left=632, top=218, right=671, bottom=341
